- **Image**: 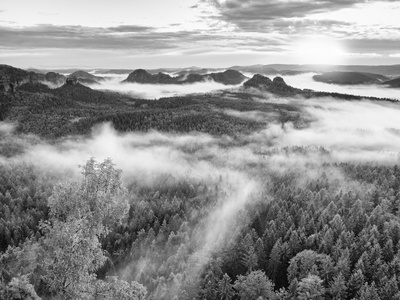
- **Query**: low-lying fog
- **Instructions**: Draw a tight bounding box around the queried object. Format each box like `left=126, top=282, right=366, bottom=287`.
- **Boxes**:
left=88, top=75, right=242, bottom=99
left=284, top=73, right=400, bottom=100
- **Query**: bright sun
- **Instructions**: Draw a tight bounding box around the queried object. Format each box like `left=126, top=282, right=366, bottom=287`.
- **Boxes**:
left=294, top=38, right=347, bottom=65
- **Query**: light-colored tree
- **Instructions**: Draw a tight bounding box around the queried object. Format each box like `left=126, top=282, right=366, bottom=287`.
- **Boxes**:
left=1, top=275, right=41, bottom=300
left=234, top=270, right=275, bottom=300
left=287, top=249, right=333, bottom=284
left=297, top=274, right=325, bottom=300
left=40, top=158, right=146, bottom=300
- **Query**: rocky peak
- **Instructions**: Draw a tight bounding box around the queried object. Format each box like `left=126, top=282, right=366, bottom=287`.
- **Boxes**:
left=243, top=74, right=300, bottom=95
left=243, top=74, right=272, bottom=88
left=272, top=76, right=286, bottom=85
left=66, top=75, right=78, bottom=85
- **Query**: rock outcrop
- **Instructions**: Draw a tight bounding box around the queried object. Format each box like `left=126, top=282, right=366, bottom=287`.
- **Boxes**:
left=243, top=74, right=273, bottom=89
left=243, top=74, right=301, bottom=95
left=66, top=75, right=78, bottom=85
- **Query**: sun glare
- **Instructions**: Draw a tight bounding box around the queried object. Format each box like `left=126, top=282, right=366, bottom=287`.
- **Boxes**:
left=294, top=38, right=347, bottom=65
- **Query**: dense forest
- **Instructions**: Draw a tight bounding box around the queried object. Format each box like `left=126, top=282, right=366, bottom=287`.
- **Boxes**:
left=2, top=154, right=400, bottom=299
left=1, top=73, right=400, bottom=299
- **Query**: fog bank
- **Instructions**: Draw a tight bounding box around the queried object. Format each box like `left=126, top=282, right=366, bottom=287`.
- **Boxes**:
left=284, top=73, right=400, bottom=100
left=88, top=76, right=241, bottom=99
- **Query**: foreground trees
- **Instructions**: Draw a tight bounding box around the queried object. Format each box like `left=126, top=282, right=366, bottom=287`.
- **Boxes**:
left=0, top=158, right=146, bottom=299
left=2, top=157, right=400, bottom=299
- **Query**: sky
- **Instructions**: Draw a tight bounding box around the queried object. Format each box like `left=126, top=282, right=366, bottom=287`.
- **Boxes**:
left=1, top=0, right=400, bottom=69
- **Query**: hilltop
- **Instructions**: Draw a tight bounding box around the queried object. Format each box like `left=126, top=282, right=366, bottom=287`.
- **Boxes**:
left=0, top=64, right=65, bottom=88
left=69, top=70, right=105, bottom=84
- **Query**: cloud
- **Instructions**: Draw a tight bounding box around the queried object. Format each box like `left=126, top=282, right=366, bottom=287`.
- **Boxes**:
left=212, top=0, right=364, bottom=29
left=0, top=23, right=285, bottom=58
left=207, top=0, right=400, bottom=61
left=344, top=38, right=400, bottom=53
left=0, top=24, right=209, bottom=51
left=107, top=25, right=153, bottom=32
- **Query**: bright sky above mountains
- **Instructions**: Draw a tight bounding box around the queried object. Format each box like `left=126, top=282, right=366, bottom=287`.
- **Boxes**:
left=1, top=0, right=399, bottom=68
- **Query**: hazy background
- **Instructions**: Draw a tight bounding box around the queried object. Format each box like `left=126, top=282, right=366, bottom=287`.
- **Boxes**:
left=1, top=0, right=400, bottom=68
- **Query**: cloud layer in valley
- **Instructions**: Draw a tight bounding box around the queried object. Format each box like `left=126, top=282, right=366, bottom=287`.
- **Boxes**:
left=88, top=77, right=242, bottom=99
left=283, top=73, right=400, bottom=100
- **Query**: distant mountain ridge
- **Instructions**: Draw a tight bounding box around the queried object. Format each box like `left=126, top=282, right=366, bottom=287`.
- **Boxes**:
left=27, top=63, right=400, bottom=77
left=230, top=64, right=400, bottom=77
left=383, top=77, right=400, bottom=88
left=122, top=69, right=247, bottom=85
left=313, top=71, right=389, bottom=85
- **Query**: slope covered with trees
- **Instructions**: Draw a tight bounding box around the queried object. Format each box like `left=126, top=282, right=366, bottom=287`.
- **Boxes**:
left=1, top=80, right=303, bottom=138
left=2, top=63, right=400, bottom=299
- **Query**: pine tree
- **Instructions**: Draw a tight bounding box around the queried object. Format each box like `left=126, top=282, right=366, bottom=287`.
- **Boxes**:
left=347, top=269, right=365, bottom=299
left=218, top=274, right=234, bottom=300
left=329, top=273, right=347, bottom=300
left=241, top=246, right=258, bottom=274
left=357, top=283, right=380, bottom=300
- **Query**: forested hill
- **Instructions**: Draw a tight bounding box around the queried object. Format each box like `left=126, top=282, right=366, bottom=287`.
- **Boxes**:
left=0, top=77, right=304, bottom=138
